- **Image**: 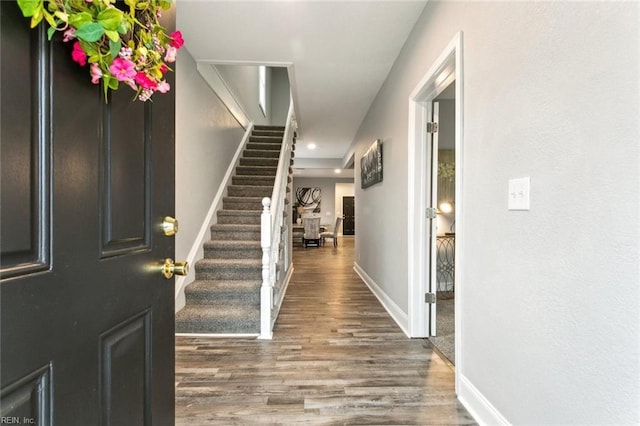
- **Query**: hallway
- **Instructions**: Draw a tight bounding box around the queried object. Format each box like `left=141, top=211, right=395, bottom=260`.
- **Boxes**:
left=175, top=238, right=475, bottom=425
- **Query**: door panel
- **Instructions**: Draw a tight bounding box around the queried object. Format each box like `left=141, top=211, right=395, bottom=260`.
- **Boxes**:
left=342, top=196, right=355, bottom=235
left=100, top=98, right=151, bottom=256
left=0, top=3, right=51, bottom=278
left=0, top=3, right=176, bottom=424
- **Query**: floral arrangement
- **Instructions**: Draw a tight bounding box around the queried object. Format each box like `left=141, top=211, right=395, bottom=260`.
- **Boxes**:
left=438, top=162, right=455, bottom=180
left=17, top=0, right=184, bottom=102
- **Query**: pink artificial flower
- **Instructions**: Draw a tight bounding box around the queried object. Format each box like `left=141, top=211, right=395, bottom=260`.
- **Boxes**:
left=134, top=72, right=157, bottom=90
left=125, top=80, right=138, bottom=91
left=63, top=28, right=76, bottom=42
left=159, top=64, right=169, bottom=74
left=164, top=46, right=177, bottom=63
left=109, top=57, right=136, bottom=82
left=170, top=31, right=184, bottom=49
left=71, top=42, right=87, bottom=66
left=90, top=63, right=102, bottom=84
left=156, top=80, right=170, bottom=94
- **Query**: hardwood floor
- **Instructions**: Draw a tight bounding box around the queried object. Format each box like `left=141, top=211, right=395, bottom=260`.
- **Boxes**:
left=175, top=237, right=476, bottom=425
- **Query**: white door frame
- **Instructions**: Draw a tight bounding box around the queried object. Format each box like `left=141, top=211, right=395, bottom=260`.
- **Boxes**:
left=407, top=32, right=463, bottom=381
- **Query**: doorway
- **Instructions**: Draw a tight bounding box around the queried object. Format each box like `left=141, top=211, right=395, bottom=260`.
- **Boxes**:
left=342, top=196, right=355, bottom=235
left=428, top=84, right=457, bottom=364
left=406, top=32, right=463, bottom=388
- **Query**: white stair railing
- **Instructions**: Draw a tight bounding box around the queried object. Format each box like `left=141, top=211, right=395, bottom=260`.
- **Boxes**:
left=259, top=100, right=296, bottom=339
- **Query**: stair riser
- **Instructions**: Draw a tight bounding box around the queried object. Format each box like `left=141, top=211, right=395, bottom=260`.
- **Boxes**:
left=252, top=130, right=284, bottom=137
left=195, top=266, right=262, bottom=281
left=239, top=157, right=279, bottom=167
left=204, top=247, right=262, bottom=259
left=222, top=199, right=264, bottom=211
left=175, top=317, right=259, bottom=334
left=236, top=166, right=277, bottom=176
left=227, top=186, right=273, bottom=198
left=246, top=143, right=281, bottom=151
left=232, top=176, right=275, bottom=186
left=243, top=149, right=280, bottom=159
left=249, top=136, right=282, bottom=144
left=211, top=229, right=261, bottom=240
left=216, top=213, right=261, bottom=225
left=185, top=292, right=260, bottom=306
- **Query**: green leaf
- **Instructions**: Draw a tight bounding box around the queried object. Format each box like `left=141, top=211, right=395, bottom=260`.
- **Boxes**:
left=108, top=77, right=119, bottom=90
left=105, top=30, right=120, bottom=43
left=109, top=39, right=121, bottom=60
left=17, top=0, right=41, bottom=17
left=47, top=26, right=56, bottom=41
left=97, top=8, right=124, bottom=31
left=30, top=6, right=43, bottom=28
left=68, top=12, right=93, bottom=29
left=75, top=23, right=105, bottom=42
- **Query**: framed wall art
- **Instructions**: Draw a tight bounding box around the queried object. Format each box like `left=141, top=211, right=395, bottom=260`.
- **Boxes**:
left=360, top=139, right=383, bottom=188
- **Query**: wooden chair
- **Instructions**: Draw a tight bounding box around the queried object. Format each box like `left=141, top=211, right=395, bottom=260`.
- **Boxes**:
left=321, top=217, right=343, bottom=247
left=302, top=216, right=321, bottom=248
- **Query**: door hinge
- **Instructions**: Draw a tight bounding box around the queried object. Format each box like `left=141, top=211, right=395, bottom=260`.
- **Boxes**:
left=425, top=207, right=437, bottom=219
left=426, top=122, right=438, bottom=133
left=425, top=292, right=437, bottom=303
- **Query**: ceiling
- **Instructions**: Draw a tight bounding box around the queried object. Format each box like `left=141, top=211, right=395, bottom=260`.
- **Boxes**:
left=178, top=1, right=427, bottom=177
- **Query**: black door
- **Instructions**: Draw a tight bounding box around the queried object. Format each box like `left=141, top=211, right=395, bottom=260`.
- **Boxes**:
left=1, top=4, right=176, bottom=425
left=343, top=196, right=355, bottom=235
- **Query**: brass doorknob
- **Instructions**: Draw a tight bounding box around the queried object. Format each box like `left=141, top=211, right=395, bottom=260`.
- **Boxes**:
left=162, top=216, right=179, bottom=236
left=162, top=258, right=189, bottom=279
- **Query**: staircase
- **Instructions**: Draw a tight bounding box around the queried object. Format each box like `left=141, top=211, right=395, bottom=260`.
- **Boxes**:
left=175, top=125, right=289, bottom=334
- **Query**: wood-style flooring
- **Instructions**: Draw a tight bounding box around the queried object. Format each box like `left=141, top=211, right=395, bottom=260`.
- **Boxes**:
left=175, top=237, right=476, bottom=425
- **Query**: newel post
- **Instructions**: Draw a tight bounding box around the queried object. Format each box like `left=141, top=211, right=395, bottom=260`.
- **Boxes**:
left=258, top=197, right=273, bottom=339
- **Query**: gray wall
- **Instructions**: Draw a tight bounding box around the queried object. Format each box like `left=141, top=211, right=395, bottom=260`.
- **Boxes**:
left=352, top=2, right=639, bottom=424
left=176, top=48, right=244, bottom=288
left=293, top=177, right=355, bottom=228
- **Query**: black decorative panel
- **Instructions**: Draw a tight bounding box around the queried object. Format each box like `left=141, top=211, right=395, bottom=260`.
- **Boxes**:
left=100, top=89, right=151, bottom=258
left=0, top=3, right=51, bottom=279
left=0, top=363, right=52, bottom=426
left=99, top=310, right=151, bottom=426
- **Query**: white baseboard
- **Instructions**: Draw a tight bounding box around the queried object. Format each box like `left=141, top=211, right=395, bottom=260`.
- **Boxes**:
left=353, top=262, right=410, bottom=337
left=458, top=374, right=510, bottom=426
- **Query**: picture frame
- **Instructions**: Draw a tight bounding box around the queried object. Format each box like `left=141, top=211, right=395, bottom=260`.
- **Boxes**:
left=360, top=139, right=383, bottom=188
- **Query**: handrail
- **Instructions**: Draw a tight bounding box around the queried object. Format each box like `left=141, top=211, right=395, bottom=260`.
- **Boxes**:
left=259, top=100, right=296, bottom=339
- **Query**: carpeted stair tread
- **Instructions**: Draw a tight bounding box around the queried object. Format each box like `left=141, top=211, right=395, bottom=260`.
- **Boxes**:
left=222, top=196, right=266, bottom=211
left=246, top=142, right=282, bottom=151
left=175, top=305, right=259, bottom=334
left=195, top=258, right=262, bottom=281
left=239, top=157, right=279, bottom=167
left=232, top=175, right=276, bottom=186
left=236, top=165, right=277, bottom=176
left=243, top=149, right=281, bottom=158
left=217, top=210, right=261, bottom=225
left=203, top=240, right=262, bottom=259
left=227, top=185, right=273, bottom=197
left=184, top=280, right=261, bottom=304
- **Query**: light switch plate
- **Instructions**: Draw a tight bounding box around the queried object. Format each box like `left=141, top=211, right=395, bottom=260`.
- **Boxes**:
left=508, top=177, right=530, bottom=210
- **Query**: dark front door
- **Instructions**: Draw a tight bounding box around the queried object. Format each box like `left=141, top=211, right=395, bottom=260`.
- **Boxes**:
left=343, top=196, right=355, bottom=235
left=1, top=4, right=176, bottom=425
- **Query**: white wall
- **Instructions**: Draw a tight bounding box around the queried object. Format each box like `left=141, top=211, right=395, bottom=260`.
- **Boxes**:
left=352, top=2, right=639, bottom=425
left=216, top=64, right=269, bottom=125
left=215, top=65, right=290, bottom=126
left=176, top=48, right=244, bottom=298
